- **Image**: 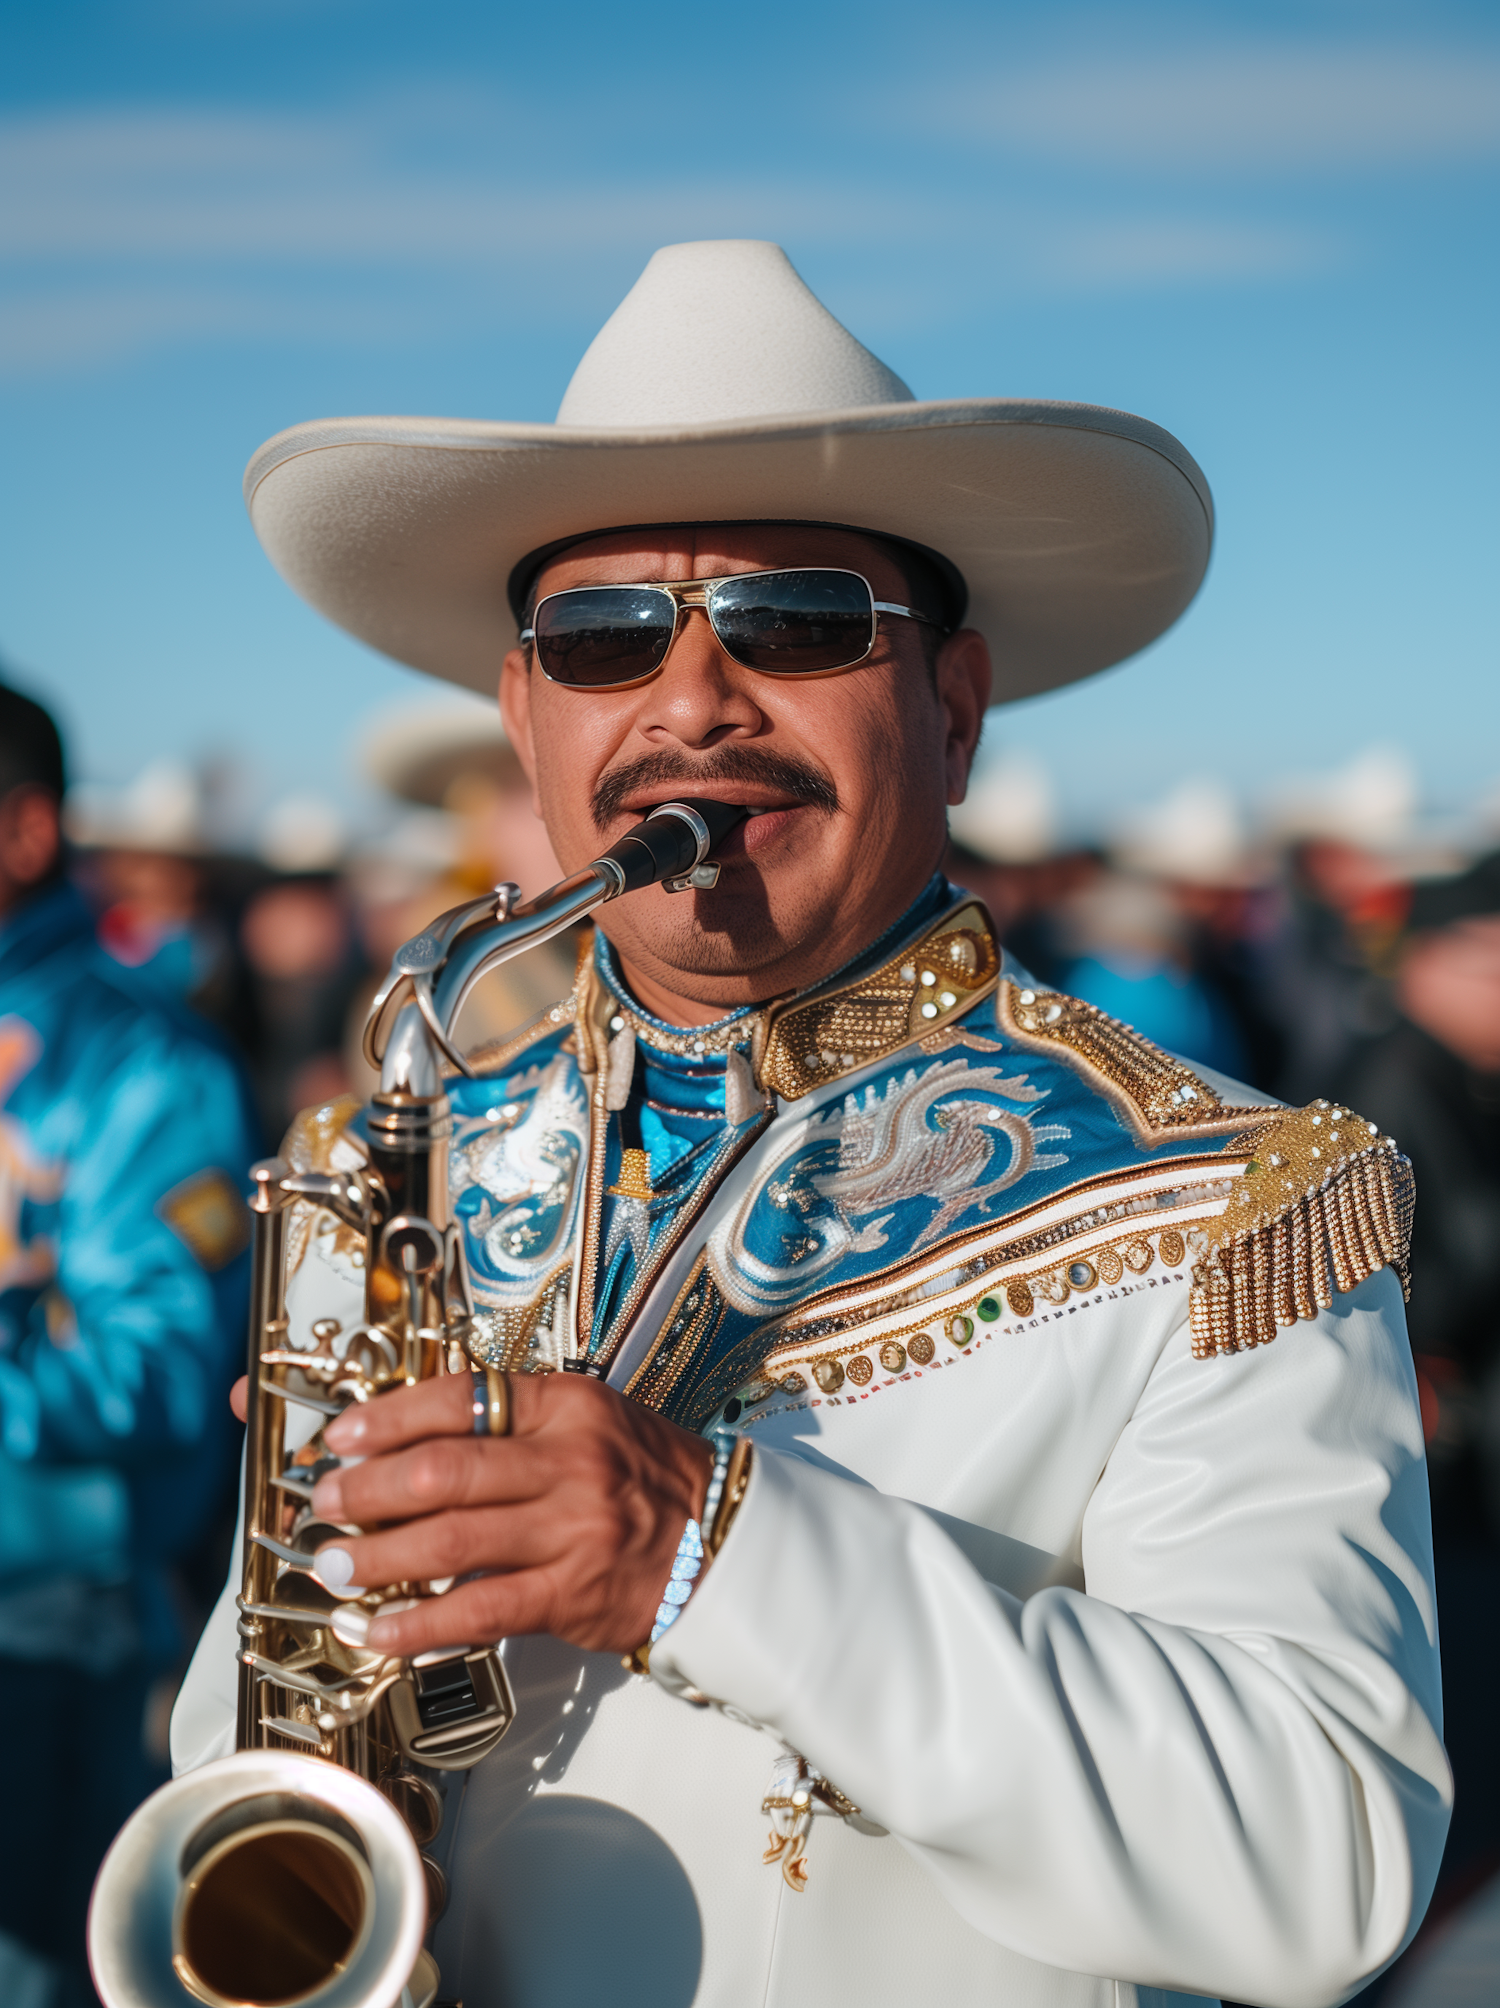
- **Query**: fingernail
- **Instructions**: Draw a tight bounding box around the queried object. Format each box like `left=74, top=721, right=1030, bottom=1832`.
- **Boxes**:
left=315, top=1546, right=362, bottom=1593
left=324, top=1409, right=365, bottom=1450
left=365, top=1617, right=397, bottom=1651
left=311, top=1470, right=345, bottom=1517
left=329, top=1604, right=370, bottom=1648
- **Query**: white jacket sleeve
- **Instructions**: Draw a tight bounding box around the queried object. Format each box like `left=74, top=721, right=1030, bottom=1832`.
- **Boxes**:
left=649, top=1268, right=1450, bottom=2008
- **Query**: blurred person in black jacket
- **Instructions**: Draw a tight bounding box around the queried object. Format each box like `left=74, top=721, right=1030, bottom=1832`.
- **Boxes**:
left=1336, top=851, right=1500, bottom=1938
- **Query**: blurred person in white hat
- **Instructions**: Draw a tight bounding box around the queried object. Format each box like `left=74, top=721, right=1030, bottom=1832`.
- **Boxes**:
left=234, top=797, right=365, bottom=1140
left=349, top=698, right=573, bottom=1079
left=945, top=746, right=1106, bottom=976
left=169, top=241, right=1444, bottom=2008
left=1062, top=782, right=1283, bottom=1086
left=1258, top=749, right=1426, bottom=1106
left=65, top=761, right=237, bottom=1017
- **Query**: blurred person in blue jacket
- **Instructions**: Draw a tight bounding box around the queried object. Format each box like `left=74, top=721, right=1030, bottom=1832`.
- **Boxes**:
left=0, top=682, right=258, bottom=2008
left=1053, top=868, right=1251, bottom=1080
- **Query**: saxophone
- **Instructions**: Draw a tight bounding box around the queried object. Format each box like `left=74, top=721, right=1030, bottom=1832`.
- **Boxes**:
left=88, top=799, right=747, bottom=2008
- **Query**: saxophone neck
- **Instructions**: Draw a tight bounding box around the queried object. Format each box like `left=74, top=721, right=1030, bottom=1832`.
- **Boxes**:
left=362, top=796, right=750, bottom=1083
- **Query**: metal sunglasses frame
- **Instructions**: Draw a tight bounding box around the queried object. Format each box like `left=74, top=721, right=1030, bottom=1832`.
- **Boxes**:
left=519, top=566, right=945, bottom=690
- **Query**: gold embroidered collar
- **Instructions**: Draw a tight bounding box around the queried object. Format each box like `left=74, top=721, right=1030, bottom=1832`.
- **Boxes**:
left=580, top=894, right=1004, bottom=1104
left=755, top=899, right=1000, bottom=1100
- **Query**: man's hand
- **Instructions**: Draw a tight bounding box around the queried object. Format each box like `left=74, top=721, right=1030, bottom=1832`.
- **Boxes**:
left=301, top=1372, right=714, bottom=1660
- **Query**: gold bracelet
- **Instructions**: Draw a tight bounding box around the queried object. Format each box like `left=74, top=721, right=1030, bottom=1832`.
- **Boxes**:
left=706, top=1436, right=753, bottom=1557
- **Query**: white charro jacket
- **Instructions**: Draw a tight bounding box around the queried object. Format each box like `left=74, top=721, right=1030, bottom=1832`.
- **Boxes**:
left=172, top=886, right=1449, bottom=2008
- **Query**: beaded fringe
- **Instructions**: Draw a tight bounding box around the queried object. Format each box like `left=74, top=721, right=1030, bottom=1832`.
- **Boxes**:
left=1189, top=1105, right=1414, bottom=1360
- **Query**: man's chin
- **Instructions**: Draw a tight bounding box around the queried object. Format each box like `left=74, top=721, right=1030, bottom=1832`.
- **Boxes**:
left=599, top=874, right=834, bottom=996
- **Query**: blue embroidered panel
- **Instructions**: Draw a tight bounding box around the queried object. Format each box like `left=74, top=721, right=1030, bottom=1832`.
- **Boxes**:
left=441, top=882, right=1261, bottom=1423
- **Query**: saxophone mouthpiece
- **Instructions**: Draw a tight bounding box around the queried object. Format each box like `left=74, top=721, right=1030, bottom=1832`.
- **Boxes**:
left=598, top=799, right=750, bottom=895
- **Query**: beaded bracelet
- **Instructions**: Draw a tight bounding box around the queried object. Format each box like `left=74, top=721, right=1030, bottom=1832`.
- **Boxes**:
left=625, top=1429, right=753, bottom=1672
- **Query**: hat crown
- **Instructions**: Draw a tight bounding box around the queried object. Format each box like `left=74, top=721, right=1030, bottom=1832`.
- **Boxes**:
left=555, top=240, right=913, bottom=430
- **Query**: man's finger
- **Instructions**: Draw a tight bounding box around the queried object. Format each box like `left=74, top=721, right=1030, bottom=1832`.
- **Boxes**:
left=230, top=1375, right=248, bottom=1423
left=363, top=1568, right=560, bottom=1656
left=315, top=1499, right=557, bottom=1593
left=322, top=1366, right=539, bottom=1458
left=312, top=1432, right=550, bottom=1524
left=321, top=1372, right=472, bottom=1456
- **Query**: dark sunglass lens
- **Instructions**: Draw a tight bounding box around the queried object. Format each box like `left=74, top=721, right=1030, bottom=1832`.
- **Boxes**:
left=532, top=588, right=676, bottom=687
left=709, top=571, right=875, bottom=673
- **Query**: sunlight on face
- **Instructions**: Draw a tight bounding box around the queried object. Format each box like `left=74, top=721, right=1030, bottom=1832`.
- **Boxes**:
left=500, top=526, right=990, bottom=1021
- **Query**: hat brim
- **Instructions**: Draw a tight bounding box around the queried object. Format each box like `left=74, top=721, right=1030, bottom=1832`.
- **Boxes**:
left=244, top=398, right=1213, bottom=704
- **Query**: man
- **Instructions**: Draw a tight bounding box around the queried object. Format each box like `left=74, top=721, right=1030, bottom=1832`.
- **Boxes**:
left=0, top=682, right=258, bottom=2006
left=173, top=242, right=1446, bottom=2007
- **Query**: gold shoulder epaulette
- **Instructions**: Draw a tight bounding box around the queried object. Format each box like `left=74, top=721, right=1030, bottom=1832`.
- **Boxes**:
left=1189, top=1100, right=1413, bottom=1359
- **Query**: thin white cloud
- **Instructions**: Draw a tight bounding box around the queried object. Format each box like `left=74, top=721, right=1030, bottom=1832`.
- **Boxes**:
left=0, top=284, right=436, bottom=372
left=0, top=104, right=916, bottom=262
left=950, top=43, right=1500, bottom=172
left=1031, top=217, right=1334, bottom=288
left=0, top=90, right=1351, bottom=376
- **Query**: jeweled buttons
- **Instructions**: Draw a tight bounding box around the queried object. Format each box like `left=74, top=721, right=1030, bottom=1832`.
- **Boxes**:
left=879, top=1340, right=907, bottom=1374
left=812, top=1358, right=845, bottom=1394
left=907, top=1333, right=936, bottom=1365
left=846, top=1354, right=874, bottom=1385
left=946, top=1314, right=974, bottom=1348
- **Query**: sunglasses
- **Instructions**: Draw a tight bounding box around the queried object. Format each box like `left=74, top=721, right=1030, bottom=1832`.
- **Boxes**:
left=520, top=567, right=944, bottom=690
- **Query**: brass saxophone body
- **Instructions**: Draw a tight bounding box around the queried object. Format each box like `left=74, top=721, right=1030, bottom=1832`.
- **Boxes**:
left=88, top=800, right=746, bottom=2008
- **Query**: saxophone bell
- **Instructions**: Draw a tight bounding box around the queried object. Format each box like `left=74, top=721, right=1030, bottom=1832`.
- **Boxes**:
left=88, top=1750, right=431, bottom=2008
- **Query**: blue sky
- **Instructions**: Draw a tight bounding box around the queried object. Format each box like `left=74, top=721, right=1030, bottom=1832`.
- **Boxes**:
left=1, top=0, right=1497, bottom=843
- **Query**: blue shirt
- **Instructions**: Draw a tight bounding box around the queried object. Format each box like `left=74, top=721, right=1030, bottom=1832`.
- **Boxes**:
left=0, top=882, right=260, bottom=1666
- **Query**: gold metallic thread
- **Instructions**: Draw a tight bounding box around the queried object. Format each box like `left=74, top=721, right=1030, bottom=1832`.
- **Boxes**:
left=995, top=981, right=1269, bottom=1144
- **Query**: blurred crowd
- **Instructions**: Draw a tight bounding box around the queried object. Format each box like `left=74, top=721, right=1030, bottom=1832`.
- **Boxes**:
left=5, top=676, right=1500, bottom=2002
left=61, top=702, right=574, bottom=1149
left=953, top=746, right=1500, bottom=2002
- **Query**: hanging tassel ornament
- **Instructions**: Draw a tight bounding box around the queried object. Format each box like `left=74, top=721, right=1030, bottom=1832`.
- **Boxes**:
left=1189, top=1100, right=1414, bottom=1360
left=760, top=1751, right=862, bottom=1891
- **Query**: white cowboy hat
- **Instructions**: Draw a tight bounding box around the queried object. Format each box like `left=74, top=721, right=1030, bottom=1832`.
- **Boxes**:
left=245, top=239, right=1213, bottom=702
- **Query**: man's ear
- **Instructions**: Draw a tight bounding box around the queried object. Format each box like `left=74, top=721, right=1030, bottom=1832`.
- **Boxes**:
left=499, top=648, right=544, bottom=819
left=936, top=629, right=992, bottom=806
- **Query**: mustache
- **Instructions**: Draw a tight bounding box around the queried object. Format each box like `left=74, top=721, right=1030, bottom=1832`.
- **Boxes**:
left=590, top=748, right=840, bottom=830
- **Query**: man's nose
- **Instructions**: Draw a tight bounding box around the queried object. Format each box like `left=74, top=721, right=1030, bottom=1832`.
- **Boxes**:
left=634, top=605, right=765, bottom=746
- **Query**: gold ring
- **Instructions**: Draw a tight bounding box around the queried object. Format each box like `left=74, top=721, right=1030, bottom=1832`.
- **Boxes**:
left=485, top=1366, right=511, bottom=1439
